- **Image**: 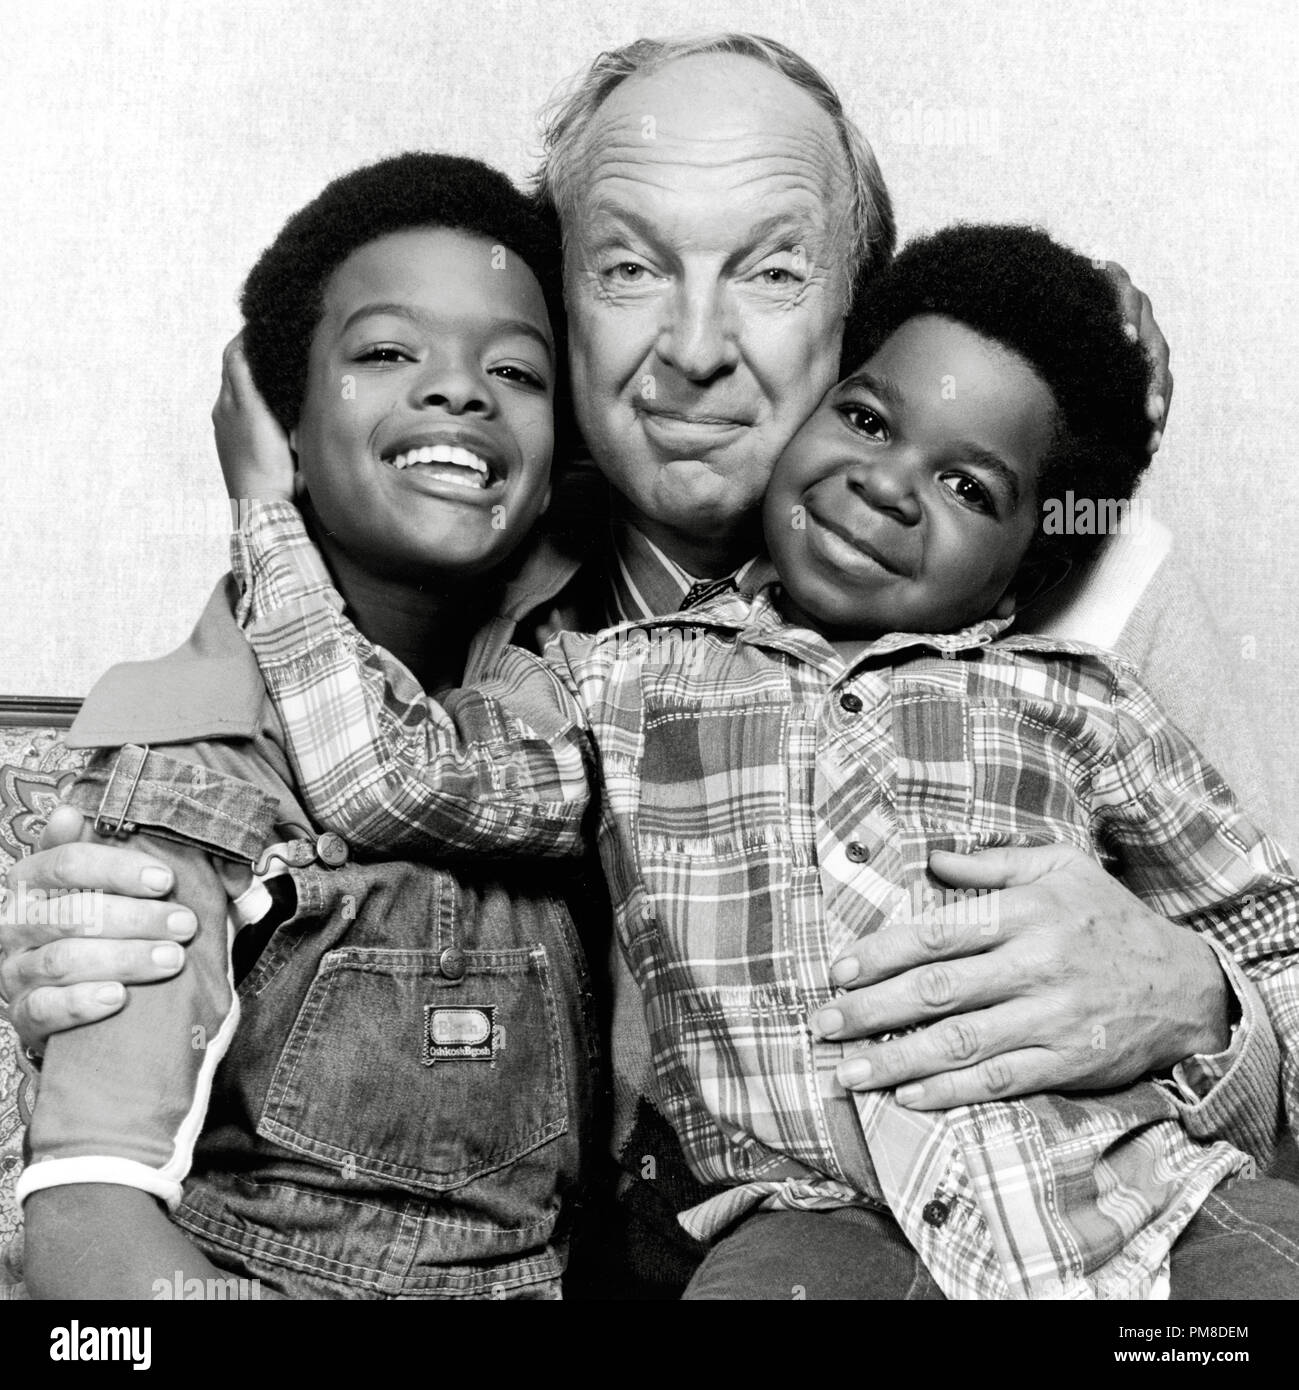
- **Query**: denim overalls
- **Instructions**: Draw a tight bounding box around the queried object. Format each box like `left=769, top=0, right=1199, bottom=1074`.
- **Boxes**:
left=176, top=850, right=600, bottom=1298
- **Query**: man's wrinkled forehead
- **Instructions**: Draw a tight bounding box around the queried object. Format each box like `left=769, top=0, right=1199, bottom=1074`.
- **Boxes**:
left=567, top=54, right=852, bottom=256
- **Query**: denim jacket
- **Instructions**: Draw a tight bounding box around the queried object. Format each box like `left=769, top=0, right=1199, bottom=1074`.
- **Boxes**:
left=62, top=535, right=604, bottom=1299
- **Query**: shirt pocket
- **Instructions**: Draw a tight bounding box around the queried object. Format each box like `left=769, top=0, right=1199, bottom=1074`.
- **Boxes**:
left=636, top=698, right=802, bottom=854
left=890, top=681, right=975, bottom=835
left=961, top=702, right=1099, bottom=851
left=256, top=945, right=568, bottom=1194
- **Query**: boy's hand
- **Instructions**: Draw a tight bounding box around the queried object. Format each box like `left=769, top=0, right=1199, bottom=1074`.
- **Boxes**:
left=816, top=843, right=1230, bottom=1107
left=1100, top=260, right=1173, bottom=454
left=212, top=331, right=297, bottom=502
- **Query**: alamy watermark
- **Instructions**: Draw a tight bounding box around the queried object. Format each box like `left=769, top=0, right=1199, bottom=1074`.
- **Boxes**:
left=886, top=99, right=1003, bottom=156
left=888, top=881, right=1001, bottom=938
left=1041, top=491, right=1153, bottom=537
left=151, top=1269, right=262, bottom=1300
left=0, top=881, right=105, bottom=934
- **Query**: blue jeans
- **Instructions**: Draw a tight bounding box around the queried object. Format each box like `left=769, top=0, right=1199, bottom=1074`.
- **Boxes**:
left=682, top=1177, right=1299, bottom=1300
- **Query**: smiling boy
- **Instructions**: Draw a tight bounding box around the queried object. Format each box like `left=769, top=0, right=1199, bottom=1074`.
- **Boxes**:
left=219, top=222, right=1299, bottom=1298
left=20, top=152, right=600, bottom=1300
left=278, top=227, right=555, bottom=595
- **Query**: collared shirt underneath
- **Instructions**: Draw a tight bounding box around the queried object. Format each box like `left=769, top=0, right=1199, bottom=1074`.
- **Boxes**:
left=602, top=512, right=771, bottom=626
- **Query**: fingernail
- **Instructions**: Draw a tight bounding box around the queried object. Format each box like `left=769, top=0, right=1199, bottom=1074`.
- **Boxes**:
left=838, top=1059, right=871, bottom=1086
left=151, top=943, right=183, bottom=969
left=1150, top=394, right=1166, bottom=421
left=1123, top=322, right=1139, bottom=341
left=897, top=1084, right=924, bottom=1106
left=94, top=983, right=124, bottom=1005
left=813, top=1008, right=843, bottom=1038
left=1148, top=430, right=1163, bottom=452
left=166, top=911, right=196, bottom=939
left=141, top=867, right=172, bottom=893
left=831, top=958, right=859, bottom=985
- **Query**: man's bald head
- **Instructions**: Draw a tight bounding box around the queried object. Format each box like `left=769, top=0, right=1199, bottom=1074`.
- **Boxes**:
left=536, top=33, right=894, bottom=308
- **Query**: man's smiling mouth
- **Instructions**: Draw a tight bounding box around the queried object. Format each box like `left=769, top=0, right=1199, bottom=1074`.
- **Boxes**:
left=638, top=406, right=750, bottom=427
left=635, top=405, right=751, bottom=455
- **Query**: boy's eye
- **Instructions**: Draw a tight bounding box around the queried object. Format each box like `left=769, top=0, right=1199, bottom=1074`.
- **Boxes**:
left=491, top=363, right=547, bottom=390
left=355, top=345, right=412, bottom=364
left=940, top=472, right=996, bottom=514
left=837, top=403, right=889, bottom=440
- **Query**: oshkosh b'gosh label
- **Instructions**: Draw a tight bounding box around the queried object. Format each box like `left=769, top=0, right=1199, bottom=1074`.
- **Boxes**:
left=422, top=1005, right=496, bottom=1062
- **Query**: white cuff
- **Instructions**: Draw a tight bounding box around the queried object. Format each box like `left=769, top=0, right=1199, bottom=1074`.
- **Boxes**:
left=16, top=1155, right=183, bottom=1211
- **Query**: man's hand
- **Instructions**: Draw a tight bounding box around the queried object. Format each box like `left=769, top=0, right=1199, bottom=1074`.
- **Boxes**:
left=212, top=330, right=297, bottom=502
left=814, top=843, right=1229, bottom=1108
left=1101, top=259, right=1173, bottom=454
left=0, top=806, right=214, bottom=1051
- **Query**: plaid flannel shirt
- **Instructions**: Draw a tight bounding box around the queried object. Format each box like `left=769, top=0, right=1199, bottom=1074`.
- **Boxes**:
left=233, top=501, right=1299, bottom=1300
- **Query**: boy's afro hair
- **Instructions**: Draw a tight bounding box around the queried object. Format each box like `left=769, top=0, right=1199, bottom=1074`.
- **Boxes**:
left=840, top=223, right=1152, bottom=568
left=240, top=151, right=566, bottom=434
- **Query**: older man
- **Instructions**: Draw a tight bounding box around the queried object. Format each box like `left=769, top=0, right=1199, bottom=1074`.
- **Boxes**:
left=4, top=34, right=1290, bottom=1299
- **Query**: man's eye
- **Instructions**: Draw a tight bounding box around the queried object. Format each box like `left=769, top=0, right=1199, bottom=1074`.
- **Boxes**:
left=756, top=266, right=801, bottom=287
left=940, top=472, right=995, bottom=514
left=838, top=403, right=888, bottom=440
left=355, top=345, right=411, bottom=363
left=608, top=262, right=650, bottom=284
left=491, top=363, right=546, bottom=389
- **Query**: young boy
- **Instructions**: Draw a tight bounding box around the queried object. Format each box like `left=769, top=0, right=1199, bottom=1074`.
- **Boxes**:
left=219, top=223, right=1299, bottom=1299
left=19, top=152, right=602, bottom=1299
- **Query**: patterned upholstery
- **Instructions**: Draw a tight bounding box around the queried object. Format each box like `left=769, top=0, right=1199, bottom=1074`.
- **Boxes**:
left=0, top=726, right=89, bottom=1286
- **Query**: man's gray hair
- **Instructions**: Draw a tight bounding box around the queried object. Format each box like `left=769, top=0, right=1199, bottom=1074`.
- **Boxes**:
left=534, top=31, right=896, bottom=303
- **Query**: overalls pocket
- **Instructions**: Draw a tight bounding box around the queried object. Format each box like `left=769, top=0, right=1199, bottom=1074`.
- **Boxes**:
left=256, top=943, right=569, bottom=1194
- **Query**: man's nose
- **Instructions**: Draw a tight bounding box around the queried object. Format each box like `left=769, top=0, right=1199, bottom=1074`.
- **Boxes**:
left=654, top=278, right=739, bottom=383
left=408, top=353, right=492, bottom=414
left=843, top=453, right=923, bottom=525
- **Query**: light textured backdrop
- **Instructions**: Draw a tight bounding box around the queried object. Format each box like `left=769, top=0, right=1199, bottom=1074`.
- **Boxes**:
left=2, top=0, right=1296, bottom=846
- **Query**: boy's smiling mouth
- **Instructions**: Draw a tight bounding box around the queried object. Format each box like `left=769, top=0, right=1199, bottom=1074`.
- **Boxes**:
left=804, top=500, right=911, bottom=578
left=383, top=442, right=498, bottom=489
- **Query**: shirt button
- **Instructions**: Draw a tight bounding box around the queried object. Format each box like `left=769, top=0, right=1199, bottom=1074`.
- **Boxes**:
left=839, top=691, right=864, bottom=714
left=438, top=948, right=467, bottom=981
left=922, top=1199, right=950, bottom=1228
left=845, top=841, right=870, bottom=864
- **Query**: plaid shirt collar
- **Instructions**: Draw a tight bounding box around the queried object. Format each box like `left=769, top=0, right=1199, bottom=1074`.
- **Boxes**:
left=625, top=581, right=1021, bottom=677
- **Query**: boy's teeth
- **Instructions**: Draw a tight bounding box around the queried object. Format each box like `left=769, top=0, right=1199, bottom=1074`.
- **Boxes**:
left=387, top=444, right=492, bottom=483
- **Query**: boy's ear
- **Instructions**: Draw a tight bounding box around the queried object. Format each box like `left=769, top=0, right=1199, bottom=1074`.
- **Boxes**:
left=1009, top=553, right=1074, bottom=613
left=287, top=426, right=306, bottom=500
